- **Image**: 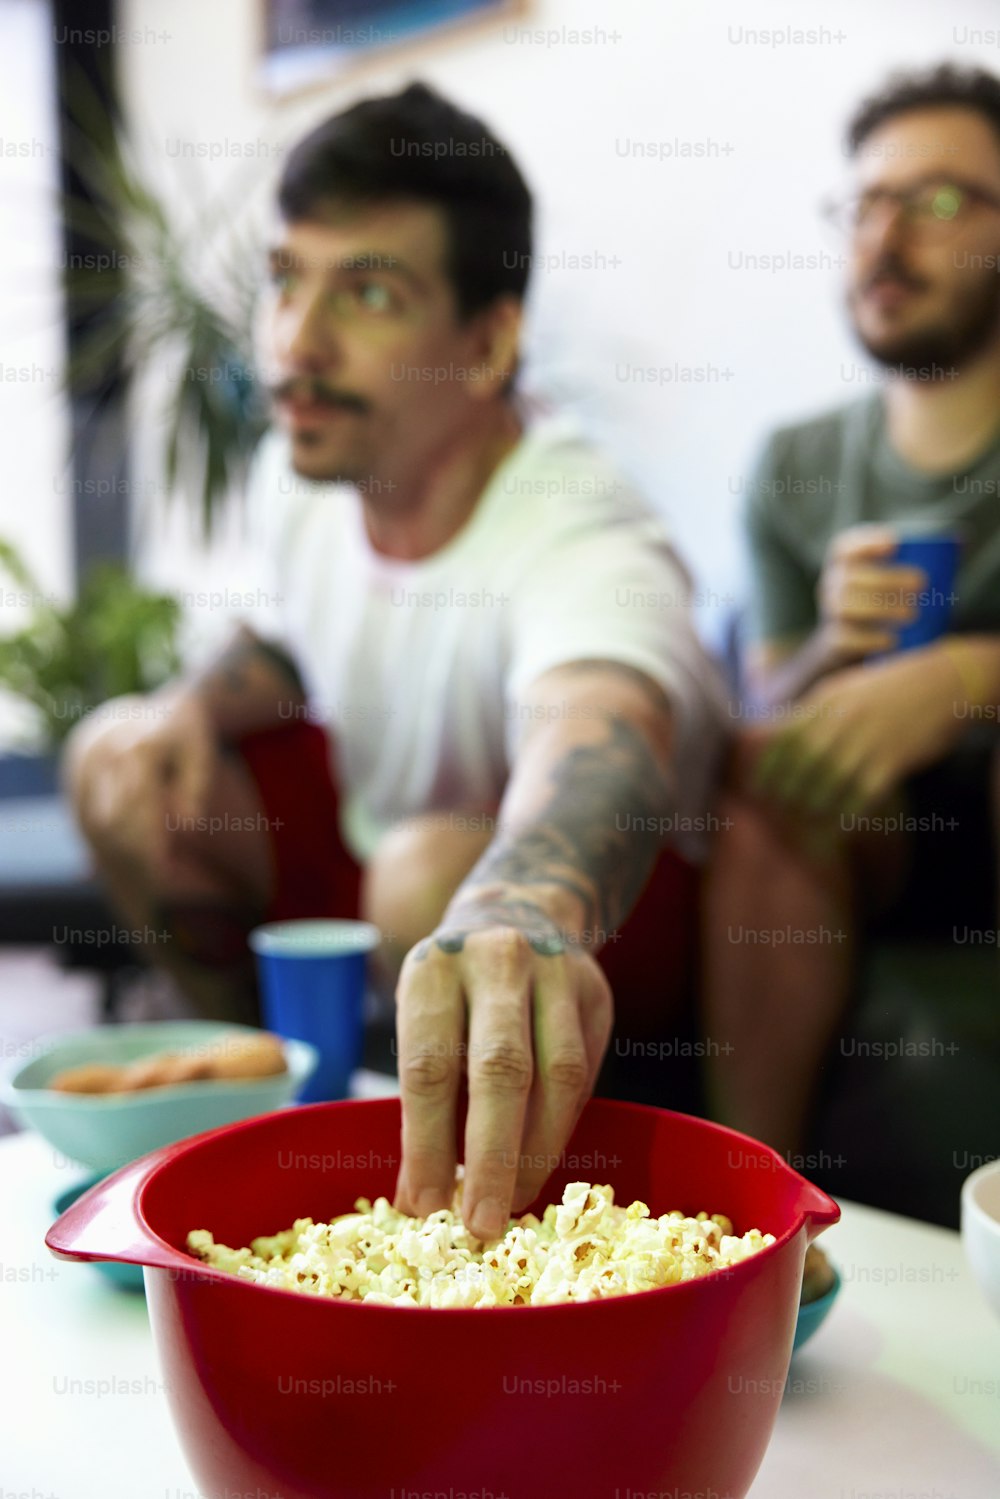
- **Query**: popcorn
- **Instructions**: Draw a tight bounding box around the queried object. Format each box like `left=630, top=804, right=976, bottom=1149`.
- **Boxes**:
left=187, top=1183, right=774, bottom=1308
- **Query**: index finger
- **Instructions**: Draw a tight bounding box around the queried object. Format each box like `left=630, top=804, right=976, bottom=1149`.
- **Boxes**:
left=394, top=945, right=465, bottom=1220
left=830, top=524, right=898, bottom=561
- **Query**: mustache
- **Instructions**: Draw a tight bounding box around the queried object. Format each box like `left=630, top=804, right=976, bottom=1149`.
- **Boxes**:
left=861, top=255, right=928, bottom=294
left=270, top=378, right=370, bottom=414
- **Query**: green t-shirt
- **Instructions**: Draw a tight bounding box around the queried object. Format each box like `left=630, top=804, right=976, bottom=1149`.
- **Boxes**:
left=744, top=394, right=1000, bottom=644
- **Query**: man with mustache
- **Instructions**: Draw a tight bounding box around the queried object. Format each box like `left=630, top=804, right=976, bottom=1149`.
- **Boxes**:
left=66, top=84, right=723, bottom=1240
left=704, top=64, right=1000, bottom=1166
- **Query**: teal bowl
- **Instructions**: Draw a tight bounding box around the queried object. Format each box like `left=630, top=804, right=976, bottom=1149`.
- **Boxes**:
left=1, top=1021, right=319, bottom=1172
left=793, top=1268, right=841, bottom=1351
left=53, top=1174, right=147, bottom=1293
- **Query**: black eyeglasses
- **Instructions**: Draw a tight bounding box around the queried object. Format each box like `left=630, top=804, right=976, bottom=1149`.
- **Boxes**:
left=822, top=177, right=1000, bottom=238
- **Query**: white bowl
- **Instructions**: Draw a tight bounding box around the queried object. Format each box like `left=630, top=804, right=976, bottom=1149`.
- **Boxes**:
left=960, top=1157, right=1000, bottom=1318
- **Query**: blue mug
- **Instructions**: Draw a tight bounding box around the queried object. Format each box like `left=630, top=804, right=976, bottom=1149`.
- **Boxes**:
left=249, top=919, right=381, bottom=1102
left=890, top=534, right=960, bottom=651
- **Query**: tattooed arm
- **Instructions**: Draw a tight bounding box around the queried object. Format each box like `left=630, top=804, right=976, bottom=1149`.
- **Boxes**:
left=394, top=659, right=676, bottom=1239
left=185, top=623, right=307, bottom=743
left=64, top=625, right=306, bottom=869
left=440, top=660, right=674, bottom=945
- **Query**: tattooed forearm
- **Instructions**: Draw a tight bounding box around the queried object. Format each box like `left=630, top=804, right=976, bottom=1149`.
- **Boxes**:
left=451, top=711, right=673, bottom=941
left=189, top=626, right=306, bottom=741
left=203, top=630, right=305, bottom=699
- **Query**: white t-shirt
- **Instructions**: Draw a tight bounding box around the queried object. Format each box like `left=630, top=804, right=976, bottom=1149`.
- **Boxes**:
left=244, top=414, right=725, bottom=864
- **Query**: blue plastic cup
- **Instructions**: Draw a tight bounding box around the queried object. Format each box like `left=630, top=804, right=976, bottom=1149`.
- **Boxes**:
left=248, top=920, right=381, bottom=1103
left=890, top=533, right=961, bottom=651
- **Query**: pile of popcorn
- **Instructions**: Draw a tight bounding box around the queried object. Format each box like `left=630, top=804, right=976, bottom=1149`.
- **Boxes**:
left=186, top=1181, right=775, bottom=1308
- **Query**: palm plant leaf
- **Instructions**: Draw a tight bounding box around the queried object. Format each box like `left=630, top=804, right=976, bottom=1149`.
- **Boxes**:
left=60, top=68, right=269, bottom=534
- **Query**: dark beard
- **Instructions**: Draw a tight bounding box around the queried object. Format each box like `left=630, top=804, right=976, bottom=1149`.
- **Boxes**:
left=850, top=257, right=1000, bottom=377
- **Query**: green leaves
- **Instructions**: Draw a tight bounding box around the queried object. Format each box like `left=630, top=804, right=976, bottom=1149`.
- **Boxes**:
left=0, top=541, right=181, bottom=746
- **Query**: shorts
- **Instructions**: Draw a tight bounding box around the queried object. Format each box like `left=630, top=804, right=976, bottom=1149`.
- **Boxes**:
left=237, top=722, right=698, bottom=1030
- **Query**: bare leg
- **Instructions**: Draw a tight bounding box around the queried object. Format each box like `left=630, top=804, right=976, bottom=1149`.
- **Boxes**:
left=701, top=738, right=908, bottom=1159
left=362, top=812, right=495, bottom=990
left=72, top=749, right=275, bottom=1024
left=701, top=793, right=855, bottom=1158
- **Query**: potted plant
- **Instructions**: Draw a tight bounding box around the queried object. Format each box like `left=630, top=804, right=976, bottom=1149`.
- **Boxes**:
left=0, top=539, right=181, bottom=797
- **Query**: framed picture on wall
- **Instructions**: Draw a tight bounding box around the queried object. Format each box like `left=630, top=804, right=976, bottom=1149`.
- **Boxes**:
left=260, top=0, right=526, bottom=97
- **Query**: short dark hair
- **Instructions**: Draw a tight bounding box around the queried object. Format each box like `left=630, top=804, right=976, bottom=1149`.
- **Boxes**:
left=847, top=62, right=1000, bottom=155
left=278, top=82, right=533, bottom=319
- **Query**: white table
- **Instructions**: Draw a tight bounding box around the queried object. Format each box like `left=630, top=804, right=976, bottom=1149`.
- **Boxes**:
left=2, top=1119, right=998, bottom=1499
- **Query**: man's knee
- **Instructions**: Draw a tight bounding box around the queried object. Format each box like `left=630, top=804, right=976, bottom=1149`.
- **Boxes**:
left=62, top=722, right=120, bottom=856
left=711, top=788, right=784, bottom=874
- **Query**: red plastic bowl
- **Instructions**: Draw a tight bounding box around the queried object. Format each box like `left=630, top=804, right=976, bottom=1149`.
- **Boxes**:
left=46, top=1097, right=838, bottom=1499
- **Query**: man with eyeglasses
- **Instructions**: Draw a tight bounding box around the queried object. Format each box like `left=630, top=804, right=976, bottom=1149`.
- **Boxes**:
left=703, top=64, right=1000, bottom=1167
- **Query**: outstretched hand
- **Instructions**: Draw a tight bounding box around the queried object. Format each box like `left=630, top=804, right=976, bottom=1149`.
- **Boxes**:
left=393, top=896, right=613, bottom=1242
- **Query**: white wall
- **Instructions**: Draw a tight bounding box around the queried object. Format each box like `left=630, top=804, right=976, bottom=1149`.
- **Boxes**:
left=116, top=0, right=1000, bottom=653
left=0, top=0, right=71, bottom=743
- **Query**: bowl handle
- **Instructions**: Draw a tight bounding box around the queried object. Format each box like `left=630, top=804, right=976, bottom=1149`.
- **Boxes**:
left=798, top=1181, right=841, bottom=1236
left=44, top=1138, right=197, bottom=1274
